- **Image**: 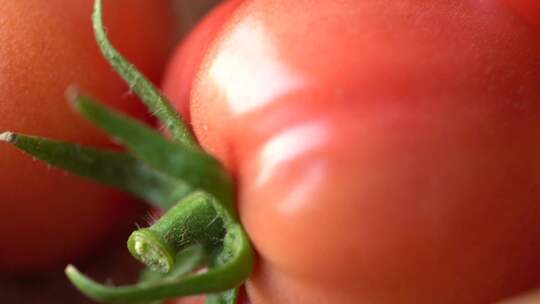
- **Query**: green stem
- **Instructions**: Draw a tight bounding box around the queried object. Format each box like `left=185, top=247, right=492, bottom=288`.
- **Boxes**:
left=92, top=0, right=196, bottom=147
left=71, top=94, right=237, bottom=217
left=128, top=192, right=226, bottom=273
left=206, top=289, right=240, bottom=304
left=139, top=245, right=208, bottom=281
left=66, top=224, right=253, bottom=303
left=0, top=132, right=190, bottom=210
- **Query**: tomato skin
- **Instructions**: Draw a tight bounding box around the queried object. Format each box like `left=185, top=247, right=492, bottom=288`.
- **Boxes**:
left=0, top=0, right=176, bottom=272
left=165, top=0, right=540, bottom=303
left=163, top=0, right=244, bottom=124
left=504, top=0, right=540, bottom=29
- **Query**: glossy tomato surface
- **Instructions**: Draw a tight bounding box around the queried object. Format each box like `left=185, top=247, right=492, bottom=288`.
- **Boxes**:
left=0, top=0, right=176, bottom=272
left=163, top=0, right=540, bottom=303
left=499, top=290, right=540, bottom=304
left=163, top=0, right=244, bottom=124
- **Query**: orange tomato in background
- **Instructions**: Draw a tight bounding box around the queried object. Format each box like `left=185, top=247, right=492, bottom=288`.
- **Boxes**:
left=0, top=0, right=176, bottom=272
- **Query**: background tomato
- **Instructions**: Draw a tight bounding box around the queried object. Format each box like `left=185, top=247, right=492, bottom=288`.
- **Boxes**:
left=0, top=0, right=176, bottom=272
left=164, top=0, right=540, bottom=303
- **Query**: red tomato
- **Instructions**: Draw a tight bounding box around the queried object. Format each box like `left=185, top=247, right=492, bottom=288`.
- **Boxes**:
left=165, top=0, right=540, bottom=303
left=0, top=0, right=176, bottom=272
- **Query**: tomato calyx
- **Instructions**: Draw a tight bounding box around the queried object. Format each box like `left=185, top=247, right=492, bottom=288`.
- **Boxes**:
left=0, top=0, right=253, bottom=303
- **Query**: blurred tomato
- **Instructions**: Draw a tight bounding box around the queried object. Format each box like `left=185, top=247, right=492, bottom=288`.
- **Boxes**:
left=0, top=0, right=176, bottom=272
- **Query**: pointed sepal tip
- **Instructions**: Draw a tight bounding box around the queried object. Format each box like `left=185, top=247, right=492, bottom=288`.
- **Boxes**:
left=0, top=132, right=15, bottom=143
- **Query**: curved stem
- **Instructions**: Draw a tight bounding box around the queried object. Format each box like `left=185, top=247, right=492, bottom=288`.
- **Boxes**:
left=50, top=2, right=255, bottom=303
left=66, top=225, right=253, bottom=303
left=92, top=0, right=196, bottom=147
left=128, top=192, right=226, bottom=273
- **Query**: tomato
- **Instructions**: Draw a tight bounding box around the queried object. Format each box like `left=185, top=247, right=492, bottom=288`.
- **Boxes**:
left=164, top=0, right=540, bottom=303
left=0, top=0, right=176, bottom=272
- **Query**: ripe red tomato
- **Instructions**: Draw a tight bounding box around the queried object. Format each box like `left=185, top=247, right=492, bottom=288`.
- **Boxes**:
left=165, top=0, right=540, bottom=303
left=0, top=0, right=176, bottom=272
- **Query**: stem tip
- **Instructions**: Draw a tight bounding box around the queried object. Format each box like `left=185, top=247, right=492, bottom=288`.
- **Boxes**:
left=0, top=132, right=16, bottom=143
left=127, top=229, right=175, bottom=273
left=65, top=85, right=81, bottom=103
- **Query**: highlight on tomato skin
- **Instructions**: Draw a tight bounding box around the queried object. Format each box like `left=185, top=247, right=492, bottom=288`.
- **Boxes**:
left=498, top=290, right=540, bottom=304
left=160, top=0, right=540, bottom=303
left=163, top=0, right=244, bottom=124
left=0, top=0, right=177, bottom=272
